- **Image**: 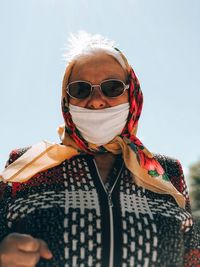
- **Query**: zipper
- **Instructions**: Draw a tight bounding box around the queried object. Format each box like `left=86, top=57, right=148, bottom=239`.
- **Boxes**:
left=93, top=159, right=123, bottom=267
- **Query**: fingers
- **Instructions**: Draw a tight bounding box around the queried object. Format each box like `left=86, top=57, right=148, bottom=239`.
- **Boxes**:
left=38, top=239, right=53, bottom=259
left=16, top=234, right=40, bottom=252
left=1, top=250, right=40, bottom=266
left=15, top=234, right=53, bottom=259
left=0, top=233, right=53, bottom=267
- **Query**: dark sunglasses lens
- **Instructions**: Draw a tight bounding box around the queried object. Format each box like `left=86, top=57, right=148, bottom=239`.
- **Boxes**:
left=101, top=80, right=124, bottom=97
left=68, top=82, right=91, bottom=99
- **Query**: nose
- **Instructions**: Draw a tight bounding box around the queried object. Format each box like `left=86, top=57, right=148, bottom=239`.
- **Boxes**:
left=87, top=86, right=107, bottom=109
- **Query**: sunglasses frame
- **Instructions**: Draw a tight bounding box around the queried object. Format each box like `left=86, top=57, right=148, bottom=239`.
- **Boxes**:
left=66, top=79, right=129, bottom=99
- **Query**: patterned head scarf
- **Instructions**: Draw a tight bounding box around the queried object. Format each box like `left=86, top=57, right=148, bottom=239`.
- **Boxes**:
left=0, top=47, right=185, bottom=208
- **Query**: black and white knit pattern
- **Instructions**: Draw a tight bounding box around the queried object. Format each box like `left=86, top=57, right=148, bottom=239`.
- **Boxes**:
left=0, top=148, right=199, bottom=267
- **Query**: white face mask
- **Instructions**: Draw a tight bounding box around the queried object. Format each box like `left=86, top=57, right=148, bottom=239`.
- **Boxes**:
left=69, top=103, right=130, bottom=146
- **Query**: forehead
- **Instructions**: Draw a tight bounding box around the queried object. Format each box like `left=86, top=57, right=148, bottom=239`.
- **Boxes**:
left=69, top=51, right=127, bottom=81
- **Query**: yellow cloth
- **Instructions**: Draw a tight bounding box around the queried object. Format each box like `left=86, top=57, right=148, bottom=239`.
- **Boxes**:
left=0, top=141, right=79, bottom=183
left=0, top=135, right=185, bottom=209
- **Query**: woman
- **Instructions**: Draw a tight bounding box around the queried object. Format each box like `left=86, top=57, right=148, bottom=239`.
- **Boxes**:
left=0, top=32, right=199, bottom=267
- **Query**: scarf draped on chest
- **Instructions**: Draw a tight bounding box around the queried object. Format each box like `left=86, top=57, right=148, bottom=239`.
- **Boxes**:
left=0, top=49, right=185, bottom=209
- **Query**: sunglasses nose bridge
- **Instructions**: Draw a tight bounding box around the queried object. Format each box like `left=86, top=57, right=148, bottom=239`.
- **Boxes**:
left=90, top=84, right=102, bottom=95
left=91, top=84, right=101, bottom=89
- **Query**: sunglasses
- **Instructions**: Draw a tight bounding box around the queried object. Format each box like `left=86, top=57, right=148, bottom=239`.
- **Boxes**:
left=66, top=79, right=129, bottom=100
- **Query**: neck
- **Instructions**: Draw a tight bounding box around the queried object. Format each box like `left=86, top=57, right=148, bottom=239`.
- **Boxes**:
left=93, top=152, right=118, bottom=183
left=94, top=152, right=117, bottom=165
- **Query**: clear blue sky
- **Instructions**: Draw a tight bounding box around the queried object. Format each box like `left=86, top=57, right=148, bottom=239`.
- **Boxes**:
left=0, top=0, right=200, bottom=187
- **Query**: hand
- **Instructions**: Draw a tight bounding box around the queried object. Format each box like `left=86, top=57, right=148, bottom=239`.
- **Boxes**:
left=0, top=233, right=53, bottom=267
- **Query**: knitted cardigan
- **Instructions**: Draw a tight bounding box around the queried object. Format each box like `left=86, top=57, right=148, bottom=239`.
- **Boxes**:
left=0, top=147, right=200, bottom=267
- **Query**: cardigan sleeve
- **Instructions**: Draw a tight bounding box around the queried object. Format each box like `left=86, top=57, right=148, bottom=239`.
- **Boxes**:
left=155, top=154, right=200, bottom=266
left=175, top=159, right=200, bottom=266
left=175, top=160, right=200, bottom=266
left=183, top=222, right=200, bottom=266
left=155, top=155, right=191, bottom=212
left=0, top=180, right=12, bottom=242
left=0, top=147, right=31, bottom=242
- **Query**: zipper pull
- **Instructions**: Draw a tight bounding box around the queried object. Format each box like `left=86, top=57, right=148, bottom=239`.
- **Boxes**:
left=108, top=192, right=114, bottom=207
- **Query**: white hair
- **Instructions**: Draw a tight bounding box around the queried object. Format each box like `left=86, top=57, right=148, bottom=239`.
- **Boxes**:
left=62, top=31, right=128, bottom=70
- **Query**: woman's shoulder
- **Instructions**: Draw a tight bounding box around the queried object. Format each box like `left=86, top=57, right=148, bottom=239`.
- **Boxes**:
left=154, top=153, right=186, bottom=191
left=154, top=154, right=184, bottom=177
left=1, top=147, right=32, bottom=199
left=154, top=153, right=191, bottom=211
left=5, top=146, right=31, bottom=168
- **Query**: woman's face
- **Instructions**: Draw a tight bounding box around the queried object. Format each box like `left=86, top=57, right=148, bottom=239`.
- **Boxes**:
left=68, top=52, right=129, bottom=109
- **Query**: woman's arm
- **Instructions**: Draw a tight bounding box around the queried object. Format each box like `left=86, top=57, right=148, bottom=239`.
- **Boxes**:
left=0, top=148, right=53, bottom=267
left=155, top=154, right=200, bottom=266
